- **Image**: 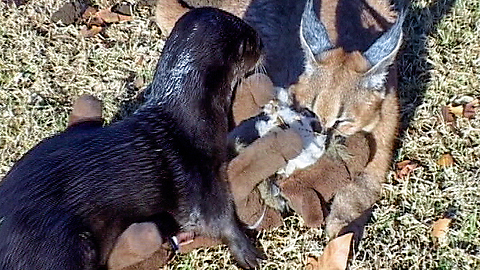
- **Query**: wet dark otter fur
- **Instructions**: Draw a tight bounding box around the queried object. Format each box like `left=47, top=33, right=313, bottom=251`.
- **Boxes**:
left=0, top=7, right=263, bottom=270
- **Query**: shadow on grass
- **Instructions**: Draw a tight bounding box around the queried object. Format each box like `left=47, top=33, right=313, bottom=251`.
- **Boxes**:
left=396, top=0, right=457, bottom=131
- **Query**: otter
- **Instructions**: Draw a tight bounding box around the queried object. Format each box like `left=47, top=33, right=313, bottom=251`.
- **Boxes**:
left=0, top=7, right=263, bottom=270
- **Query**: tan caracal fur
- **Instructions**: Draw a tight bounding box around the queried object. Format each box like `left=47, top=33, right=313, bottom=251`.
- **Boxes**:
left=296, top=0, right=403, bottom=237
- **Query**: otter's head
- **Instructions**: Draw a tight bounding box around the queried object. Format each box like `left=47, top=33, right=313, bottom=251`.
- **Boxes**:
left=292, top=0, right=403, bottom=137
left=149, top=7, right=262, bottom=104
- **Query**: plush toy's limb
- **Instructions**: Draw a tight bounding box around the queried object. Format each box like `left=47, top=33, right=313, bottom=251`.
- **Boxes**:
left=280, top=156, right=348, bottom=227
left=279, top=133, right=370, bottom=229
left=228, top=127, right=302, bottom=228
left=228, top=127, right=303, bottom=202
left=235, top=184, right=284, bottom=230
left=281, top=178, right=325, bottom=228
left=232, top=73, right=275, bottom=125
left=108, top=222, right=174, bottom=270
left=68, top=94, right=103, bottom=127
left=325, top=132, right=377, bottom=239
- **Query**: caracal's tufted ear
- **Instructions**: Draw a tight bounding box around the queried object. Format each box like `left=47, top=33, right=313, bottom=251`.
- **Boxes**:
left=300, top=0, right=405, bottom=94
left=361, top=11, right=405, bottom=92
left=300, top=0, right=333, bottom=65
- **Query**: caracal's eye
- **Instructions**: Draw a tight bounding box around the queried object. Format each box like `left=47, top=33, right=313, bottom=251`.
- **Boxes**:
left=332, top=118, right=354, bottom=129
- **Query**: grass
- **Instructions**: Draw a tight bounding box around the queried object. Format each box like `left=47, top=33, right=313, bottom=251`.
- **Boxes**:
left=0, top=0, right=479, bottom=269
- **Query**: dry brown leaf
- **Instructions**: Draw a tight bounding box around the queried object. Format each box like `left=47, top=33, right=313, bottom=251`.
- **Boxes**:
left=80, top=25, right=103, bottom=38
left=95, top=8, right=132, bottom=24
left=306, top=233, right=353, bottom=270
left=437, top=153, right=454, bottom=167
left=111, top=2, right=133, bottom=16
left=305, top=256, right=320, bottom=270
left=432, top=218, right=452, bottom=244
left=135, top=55, right=145, bottom=67
left=80, top=6, right=133, bottom=37
left=440, top=105, right=456, bottom=126
left=447, top=104, right=464, bottom=117
left=133, top=76, right=145, bottom=90
left=82, top=6, right=98, bottom=21
left=463, top=99, right=479, bottom=119
left=395, top=160, right=419, bottom=180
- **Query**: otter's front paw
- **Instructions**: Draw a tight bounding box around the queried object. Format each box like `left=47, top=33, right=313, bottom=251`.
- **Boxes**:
left=228, top=234, right=265, bottom=269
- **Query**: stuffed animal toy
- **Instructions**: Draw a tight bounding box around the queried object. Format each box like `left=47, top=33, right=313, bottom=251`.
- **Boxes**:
left=279, top=133, right=371, bottom=228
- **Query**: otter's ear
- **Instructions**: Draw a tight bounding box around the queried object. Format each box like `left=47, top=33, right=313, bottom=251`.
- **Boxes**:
left=300, top=0, right=333, bottom=63
left=361, top=12, right=405, bottom=91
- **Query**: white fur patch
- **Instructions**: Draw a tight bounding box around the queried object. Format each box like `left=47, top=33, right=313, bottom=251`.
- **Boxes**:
left=276, top=87, right=292, bottom=104
left=279, top=134, right=326, bottom=177
left=278, top=115, right=327, bottom=177
left=362, top=71, right=388, bottom=91
left=253, top=97, right=327, bottom=177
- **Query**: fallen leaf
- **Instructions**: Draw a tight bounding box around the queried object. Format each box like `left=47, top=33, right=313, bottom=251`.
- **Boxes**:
left=306, top=233, right=353, bottom=270
left=437, top=153, right=454, bottom=167
left=133, top=77, right=145, bottom=90
left=440, top=105, right=456, bottom=126
left=432, top=218, right=452, bottom=245
left=135, top=55, right=145, bottom=67
left=82, top=6, right=98, bottom=21
left=111, top=2, right=133, bottom=16
left=463, top=99, right=479, bottom=119
left=80, top=5, right=133, bottom=37
left=447, top=104, right=464, bottom=117
left=395, top=160, right=419, bottom=180
left=95, top=8, right=132, bottom=24
left=80, top=25, right=103, bottom=38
